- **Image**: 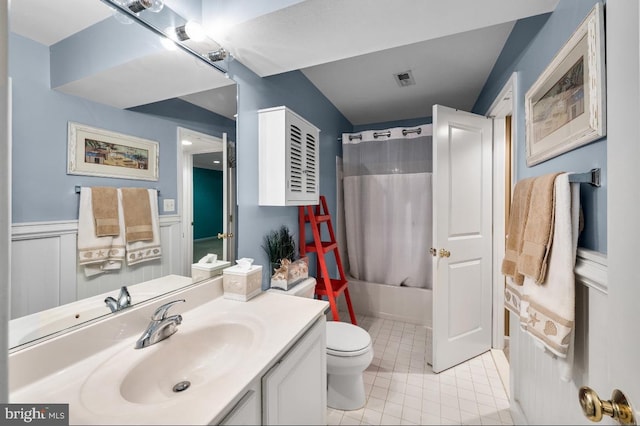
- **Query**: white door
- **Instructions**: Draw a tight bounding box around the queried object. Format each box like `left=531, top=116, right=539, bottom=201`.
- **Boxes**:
left=222, top=135, right=236, bottom=262
left=179, top=128, right=233, bottom=271
left=590, top=0, right=640, bottom=422
left=432, top=105, right=493, bottom=373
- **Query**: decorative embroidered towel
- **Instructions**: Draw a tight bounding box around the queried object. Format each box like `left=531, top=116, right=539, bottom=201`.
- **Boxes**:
left=124, top=188, right=162, bottom=266
left=77, top=187, right=124, bottom=276
left=501, top=177, right=536, bottom=285
left=121, top=188, right=154, bottom=243
left=517, top=172, right=562, bottom=284
left=504, top=275, right=530, bottom=330
left=78, top=188, right=113, bottom=266
left=91, top=187, right=120, bottom=237
left=525, top=174, right=579, bottom=379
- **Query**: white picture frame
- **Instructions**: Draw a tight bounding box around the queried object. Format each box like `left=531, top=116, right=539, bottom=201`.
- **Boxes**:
left=525, top=2, right=606, bottom=166
left=67, top=122, right=159, bottom=181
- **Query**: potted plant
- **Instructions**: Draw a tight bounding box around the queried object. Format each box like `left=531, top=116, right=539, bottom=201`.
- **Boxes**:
left=261, top=225, right=296, bottom=273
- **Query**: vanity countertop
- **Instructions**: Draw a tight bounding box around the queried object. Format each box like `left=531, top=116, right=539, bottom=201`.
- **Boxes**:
left=9, top=278, right=329, bottom=425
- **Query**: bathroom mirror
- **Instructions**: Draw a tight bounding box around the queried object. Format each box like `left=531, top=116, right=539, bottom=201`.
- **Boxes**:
left=8, top=0, right=237, bottom=350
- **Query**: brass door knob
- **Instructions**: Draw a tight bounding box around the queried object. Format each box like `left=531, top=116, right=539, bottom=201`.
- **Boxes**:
left=439, top=248, right=451, bottom=258
left=217, top=233, right=226, bottom=239
left=579, top=386, right=636, bottom=425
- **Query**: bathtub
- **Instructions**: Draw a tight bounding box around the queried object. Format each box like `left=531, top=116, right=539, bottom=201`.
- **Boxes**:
left=338, top=275, right=432, bottom=328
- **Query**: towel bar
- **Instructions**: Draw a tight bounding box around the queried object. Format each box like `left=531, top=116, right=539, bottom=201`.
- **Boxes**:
left=75, top=185, right=161, bottom=196
left=568, top=168, right=601, bottom=187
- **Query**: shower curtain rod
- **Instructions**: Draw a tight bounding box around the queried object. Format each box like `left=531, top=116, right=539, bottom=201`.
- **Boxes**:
left=338, top=127, right=423, bottom=141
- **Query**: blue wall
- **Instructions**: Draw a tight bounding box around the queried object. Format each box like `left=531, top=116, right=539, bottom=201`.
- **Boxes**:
left=10, top=33, right=231, bottom=223
left=193, top=167, right=223, bottom=239
left=473, top=0, right=606, bottom=253
left=227, top=60, right=353, bottom=285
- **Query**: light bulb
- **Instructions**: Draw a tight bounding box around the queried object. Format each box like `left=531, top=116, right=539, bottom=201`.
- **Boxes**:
left=146, top=0, right=164, bottom=13
left=174, top=21, right=206, bottom=42
left=184, top=21, right=205, bottom=42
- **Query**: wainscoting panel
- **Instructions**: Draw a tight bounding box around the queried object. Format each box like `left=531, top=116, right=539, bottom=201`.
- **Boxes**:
left=510, top=249, right=609, bottom=425
left=11, top=216, right=183, bottom=319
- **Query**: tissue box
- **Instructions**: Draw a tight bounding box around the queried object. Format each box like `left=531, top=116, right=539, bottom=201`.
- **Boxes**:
left=191, top=260, right=231, bottom=282
left=222, top=264, right=263, bottom=301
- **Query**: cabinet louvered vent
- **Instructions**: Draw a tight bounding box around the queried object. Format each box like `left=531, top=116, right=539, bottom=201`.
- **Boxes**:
left=305, top=133, right=317, bottom=193
left=289, top=124, right=303, bottom=192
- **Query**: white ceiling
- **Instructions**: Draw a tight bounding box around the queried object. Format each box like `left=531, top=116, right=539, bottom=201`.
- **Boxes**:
left=211, top=0, right=559, bottom=125
left=10, top=0, right=559, bottom=126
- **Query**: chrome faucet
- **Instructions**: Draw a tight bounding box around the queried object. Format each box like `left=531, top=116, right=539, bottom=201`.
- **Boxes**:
left=135, top=299, right=185, bottom=349
left=105, top=286, right=131, bottom=313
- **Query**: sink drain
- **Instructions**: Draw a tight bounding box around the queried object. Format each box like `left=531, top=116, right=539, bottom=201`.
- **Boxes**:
left=173, top=381, right=191, bottom=393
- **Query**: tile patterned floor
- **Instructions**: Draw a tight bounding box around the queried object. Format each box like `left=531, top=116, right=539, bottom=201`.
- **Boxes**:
left=327, top=314, right=513, bottom=425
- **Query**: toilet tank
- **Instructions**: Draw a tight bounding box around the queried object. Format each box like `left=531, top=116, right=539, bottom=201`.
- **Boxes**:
left=269, top=278, right=316, bottom=299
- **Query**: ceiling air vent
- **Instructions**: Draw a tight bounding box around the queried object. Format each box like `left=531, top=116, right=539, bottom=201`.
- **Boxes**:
left=394, top=70, right=415, bottom=87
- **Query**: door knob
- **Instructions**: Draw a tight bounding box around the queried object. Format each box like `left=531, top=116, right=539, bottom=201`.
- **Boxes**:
left=579, top=386, right=636, bottom=425
left=217, top=233, right=226, bottom=239
left=439, top=248, right=451, bottom=258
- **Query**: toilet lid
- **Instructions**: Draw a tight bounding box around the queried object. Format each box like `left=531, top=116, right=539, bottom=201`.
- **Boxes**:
left=326, top=321, right=371, bottom=357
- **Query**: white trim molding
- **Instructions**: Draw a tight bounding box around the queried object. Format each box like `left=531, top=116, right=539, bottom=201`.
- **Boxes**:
left=10, top=215, right=183, bottom=319
left=510, top=248, right=608, bottom=425
left=575, top=248, right=607, bottom=294
left=12, top=215, right=181, bottom=240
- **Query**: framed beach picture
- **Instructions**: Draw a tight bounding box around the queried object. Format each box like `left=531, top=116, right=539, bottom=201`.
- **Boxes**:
left=67, top=122, right=159, bottom=181
left=525, top=2, right=605, bottom=166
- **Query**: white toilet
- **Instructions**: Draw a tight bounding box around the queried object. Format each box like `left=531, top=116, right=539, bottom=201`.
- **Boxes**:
left=269, top=278, right=374, bottom=410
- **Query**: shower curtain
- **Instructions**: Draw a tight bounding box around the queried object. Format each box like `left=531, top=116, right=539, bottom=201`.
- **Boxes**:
left=342, top=125, right=432, bottom=289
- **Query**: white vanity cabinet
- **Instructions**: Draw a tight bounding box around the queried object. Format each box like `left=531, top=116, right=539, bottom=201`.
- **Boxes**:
left=215, top=316, right=326, bottom=426
left=258, top=106, right=320, bottom=206
left=218, top=383, right=261, bottom=425
left=262, top=316, right=327, bottom=425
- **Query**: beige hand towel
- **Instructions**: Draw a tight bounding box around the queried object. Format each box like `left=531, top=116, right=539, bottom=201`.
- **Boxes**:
left=501, top=177, right=536, bottom=285
left=517, top=172, right=562, bottom=284
left=78, top=187, right=113, bottom=266
left=121, top=188, right=154, bottom=243
left=125, top=188, right=162, bottom=266
left=91, top=187, right=120, bottom=237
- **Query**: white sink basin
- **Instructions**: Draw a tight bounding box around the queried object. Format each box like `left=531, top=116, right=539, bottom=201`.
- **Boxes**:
left=120, top=323, right=256, bottom=404
left=79, top=315, right=265, bottom=415
left=10, top=282, right=330, bottom=425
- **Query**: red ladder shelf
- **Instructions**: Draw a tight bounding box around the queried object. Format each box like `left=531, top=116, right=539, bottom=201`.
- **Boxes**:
left=299, top=195, right=357, bottom=325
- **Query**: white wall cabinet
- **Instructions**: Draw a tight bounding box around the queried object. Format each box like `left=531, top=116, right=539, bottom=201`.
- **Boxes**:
left=262, top=317, right=327, bottom=425
left=258, top=106, right=320, bottom=206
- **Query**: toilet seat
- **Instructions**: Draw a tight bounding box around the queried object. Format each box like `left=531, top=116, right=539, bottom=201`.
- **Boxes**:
left=326, top=321, right=372, bottom=357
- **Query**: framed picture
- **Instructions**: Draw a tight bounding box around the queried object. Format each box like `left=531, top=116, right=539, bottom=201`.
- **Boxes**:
left=67, top=122, right=159, bottom=181
left=525, top=2, right=605, bottom=166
